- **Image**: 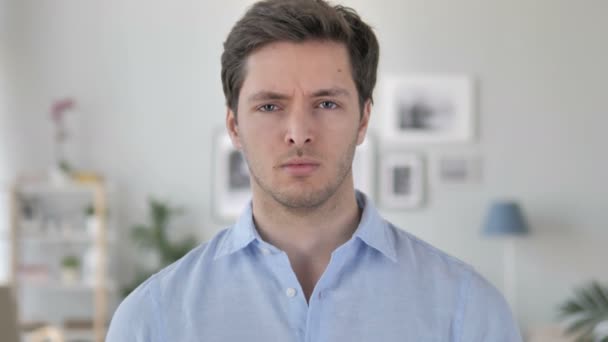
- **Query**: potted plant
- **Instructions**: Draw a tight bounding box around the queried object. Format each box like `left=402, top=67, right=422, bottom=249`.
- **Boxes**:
left=60, top=255, right=80, bottom=284
left=122, top=198, right=197, bottom=297
left=49, top=98, right=75, bottom=185
left=559, top=280, right=608, bottom=342
left=84, top=204, right=98, bottom=237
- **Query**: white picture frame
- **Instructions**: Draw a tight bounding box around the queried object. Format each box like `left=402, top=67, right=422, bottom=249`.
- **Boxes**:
left=352, top=135, right=376, bottom=199
left=381, top=75, right=474, bottom=144
left=379, top=153, right=424, bottom=209
left=212, top=131, right=252, bottom=222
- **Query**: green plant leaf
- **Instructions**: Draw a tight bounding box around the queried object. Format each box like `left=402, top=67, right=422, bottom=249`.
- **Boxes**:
left=592, top=281, right=608, bottom=307
left=123, top=198, right=197, bottom=298
left=560, top=281, right=608, bottom=341
left=560, top=300, right=585, bottom=316
left=131, top=224, right=156, bottom=249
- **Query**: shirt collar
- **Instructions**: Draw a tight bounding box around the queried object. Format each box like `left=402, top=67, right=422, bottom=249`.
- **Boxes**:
left=214, top=202, right=258, bottom=259
left=214, top=190, right=397, bottom=262
left=352, top=190, right=397, bottom=262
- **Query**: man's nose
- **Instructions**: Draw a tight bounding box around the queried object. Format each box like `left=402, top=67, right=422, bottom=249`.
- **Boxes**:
left=283, top=105, right=315, bottom=147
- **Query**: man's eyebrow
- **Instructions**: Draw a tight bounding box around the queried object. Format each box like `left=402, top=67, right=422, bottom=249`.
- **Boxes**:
left=312, top=88, right=351, bottom=98
left=247, top=88, right=352, bottom=103
left=247, top=91, right=290, bottom=103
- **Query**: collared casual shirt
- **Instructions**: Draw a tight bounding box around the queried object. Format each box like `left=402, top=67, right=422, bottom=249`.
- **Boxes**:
left=107, top=191, right=522, bottom=341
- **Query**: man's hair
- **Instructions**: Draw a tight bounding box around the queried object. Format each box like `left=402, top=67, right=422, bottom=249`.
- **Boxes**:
left=221, top=0, right=379, bottom=116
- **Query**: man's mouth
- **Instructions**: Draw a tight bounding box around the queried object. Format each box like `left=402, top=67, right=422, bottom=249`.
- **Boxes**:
left=280, top=158, right=320, bottom=177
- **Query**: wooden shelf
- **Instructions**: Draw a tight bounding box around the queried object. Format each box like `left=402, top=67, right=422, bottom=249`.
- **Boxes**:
left=10, top=179, right=113, bottom=342
left=18, top=182, right=96, bottom=196
left=19, top=280, right=118, bottom=292
left=17, top=181, right=116, bottom=196
left=18, top=232, right=117, bottom=244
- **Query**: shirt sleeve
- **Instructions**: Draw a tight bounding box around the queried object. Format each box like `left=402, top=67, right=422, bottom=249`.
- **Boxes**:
left=106, top=281, right=162, bottom=342
left=457, top=270, right=523, bottom=342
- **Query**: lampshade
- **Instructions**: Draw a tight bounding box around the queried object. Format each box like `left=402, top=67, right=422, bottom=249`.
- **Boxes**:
left=482, top=201, right=529, bottom=236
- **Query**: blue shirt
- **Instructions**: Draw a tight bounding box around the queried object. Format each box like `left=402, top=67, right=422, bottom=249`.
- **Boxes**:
left=107, top=191, right=522, bottom=341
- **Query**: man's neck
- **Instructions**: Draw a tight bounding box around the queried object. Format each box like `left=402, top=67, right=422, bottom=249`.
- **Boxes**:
left=252, top=185, right=361, bottom=256
left=251, top=182, right=362, bottom=301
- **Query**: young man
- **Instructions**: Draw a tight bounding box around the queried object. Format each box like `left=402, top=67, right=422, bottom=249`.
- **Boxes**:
left=107, top=1, right=523, bottom=341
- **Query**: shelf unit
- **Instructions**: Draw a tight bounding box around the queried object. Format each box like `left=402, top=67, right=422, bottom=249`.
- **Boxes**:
left=8, top=178, right=114, bottom=342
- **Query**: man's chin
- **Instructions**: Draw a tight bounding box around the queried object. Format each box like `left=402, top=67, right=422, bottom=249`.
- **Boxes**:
left=270, top=187, right=333, bottom=210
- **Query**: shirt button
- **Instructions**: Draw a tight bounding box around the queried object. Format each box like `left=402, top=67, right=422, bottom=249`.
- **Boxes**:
left=260, top=247, right=271, bottom=255
left=286, top=287, right=297, bottom=298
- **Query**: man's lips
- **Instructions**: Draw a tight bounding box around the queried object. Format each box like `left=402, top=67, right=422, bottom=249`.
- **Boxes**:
left=280, top=159, right=320, bottom=176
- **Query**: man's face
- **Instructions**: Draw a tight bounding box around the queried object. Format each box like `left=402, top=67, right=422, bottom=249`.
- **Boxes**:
left=226, top=40, right=371, bottom=209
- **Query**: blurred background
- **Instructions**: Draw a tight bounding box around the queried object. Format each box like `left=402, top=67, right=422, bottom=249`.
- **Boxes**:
left=0, top=0, right=607, bottom=341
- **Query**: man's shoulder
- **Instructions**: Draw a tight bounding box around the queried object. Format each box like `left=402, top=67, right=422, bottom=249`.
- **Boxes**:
left=385, top=220, right=520, bottom=339
left=380, top=220, right=507, bottom=300
left=107, top=227, right=233, bottom=339
left=386, top=220, right=473, bottom=275
left=107, top=226, right=234, bottom=338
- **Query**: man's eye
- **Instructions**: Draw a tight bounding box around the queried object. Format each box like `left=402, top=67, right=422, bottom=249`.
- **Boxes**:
left=258, top=104, right=279, bottom=112
left=319, top=101, right=338, bottom=110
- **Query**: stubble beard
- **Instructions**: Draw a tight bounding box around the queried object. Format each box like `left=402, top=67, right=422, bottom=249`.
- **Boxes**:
left=242, top=136, right=359, bottom=212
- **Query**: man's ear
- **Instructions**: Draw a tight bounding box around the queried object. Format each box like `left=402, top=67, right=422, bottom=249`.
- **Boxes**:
left=356, top=99, right=372, bottom=145
left=226, top=108, right=242, bottom=149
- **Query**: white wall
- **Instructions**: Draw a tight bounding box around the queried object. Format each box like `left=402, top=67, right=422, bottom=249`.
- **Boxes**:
left=0, top=0, right=7, bottom=283
left=1, top=0, right=11, bottom=179
left=4, top=0, right=608, bottom=333
left=0, top=0, right=14, bottom=283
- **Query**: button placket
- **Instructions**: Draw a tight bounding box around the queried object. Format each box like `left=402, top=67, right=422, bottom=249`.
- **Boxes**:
left=307, top=241, right=358, bottom=342
left=265, top=250, right=311, bottom=342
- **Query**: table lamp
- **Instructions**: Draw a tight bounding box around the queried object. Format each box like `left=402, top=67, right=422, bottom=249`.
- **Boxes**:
left=482, top=200, right=529, bottom=311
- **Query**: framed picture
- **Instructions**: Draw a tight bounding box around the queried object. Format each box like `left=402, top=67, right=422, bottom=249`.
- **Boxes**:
left=435, top=153, right=483, bottom=185
left=352, top=135, right=376, bottom=199
left=381, top=75, right=474, bottom=144
left=379, top=153, right=424, bottom=209
left=212, top=131, right=252, bottom=222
